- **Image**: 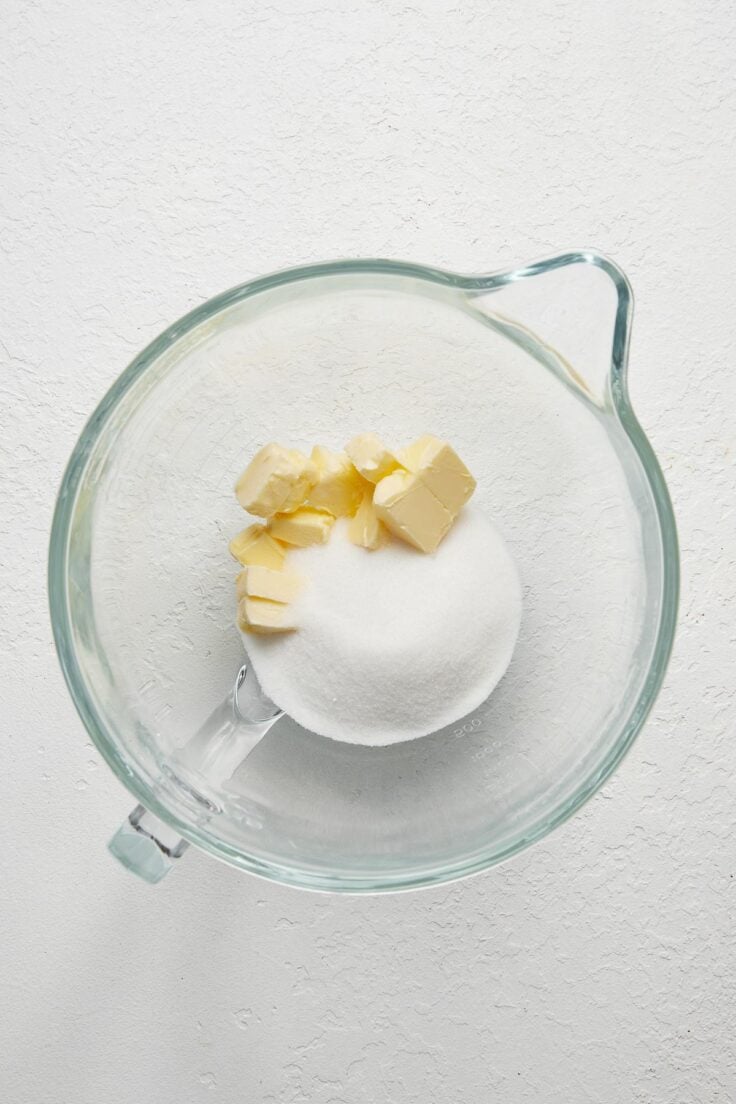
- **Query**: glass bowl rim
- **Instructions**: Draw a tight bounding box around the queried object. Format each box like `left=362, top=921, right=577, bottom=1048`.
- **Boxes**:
left=48, top=251, right=679, bottom=892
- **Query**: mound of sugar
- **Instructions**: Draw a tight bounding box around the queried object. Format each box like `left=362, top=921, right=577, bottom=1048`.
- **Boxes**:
left=241, top=508, right=522, bottom=745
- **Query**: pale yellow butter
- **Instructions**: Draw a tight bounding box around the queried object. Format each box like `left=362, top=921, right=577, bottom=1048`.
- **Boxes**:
left=228, top=524, right=287, bottom=569
left=307, top=446, right=364, bottom=517
left=397, top=434, right=437, bottom=471
left=398, top=435, right=476, bottom=517
left=373, top=470, right=453, bottom=554
left=235, top=443, right=317, bottom=517
left=269, top=507, right=335, bottom=547
left=237, top=596, right=296, bottom=634
left=236, top=565, right=303, bottom=604
left=348, top=490, right=388, bottom=550
left=345, top=433, right=401, bottom=484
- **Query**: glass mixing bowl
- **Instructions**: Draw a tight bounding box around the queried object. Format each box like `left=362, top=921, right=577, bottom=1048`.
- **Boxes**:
left=49, top=253, right=678, bottom=891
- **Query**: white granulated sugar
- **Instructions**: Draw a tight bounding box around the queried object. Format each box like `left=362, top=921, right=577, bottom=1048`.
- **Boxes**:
left=242, top=508, right=522, bottom=745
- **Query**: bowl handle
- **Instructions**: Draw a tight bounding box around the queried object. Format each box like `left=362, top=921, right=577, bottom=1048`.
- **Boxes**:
left=109, top=804, right=189, bottom=884
left=108, top=664, right=282, bottom=883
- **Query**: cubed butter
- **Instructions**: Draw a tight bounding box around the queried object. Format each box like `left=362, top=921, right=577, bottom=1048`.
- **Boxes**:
left=307, top=446, right=364, bottom=517
left=236, top=565, right=303, bottom=604
left=397, top=434, right=438, bottom=472
left=348, top=490, right=388, bottom=550
left=228, top=524, right=287, bottom=569
left=235, top=443, right=317, bottom=517
left=373, top=470, right=452, bottom=554
left=237, top=596, right=296, bottom=635
left=269, top=507, right=335, bottom=547
left=345, top=433, right=401, bottom=484
left=398, top=435, right=476, bottom=517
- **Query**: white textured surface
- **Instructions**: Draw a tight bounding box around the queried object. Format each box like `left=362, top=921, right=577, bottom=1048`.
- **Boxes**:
left=1, top=2, right=734, bottom=1101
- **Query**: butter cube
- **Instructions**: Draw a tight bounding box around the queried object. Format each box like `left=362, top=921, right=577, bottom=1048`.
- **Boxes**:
left=237, top=596, right=296, bottom=635
left=229, top=524, right=287, bottom=569
left=397, top=434, right=438, bottom=472
left=348, top=490, right=388, bottom=550
left=345, top=433, right=401, bottom=484
left=398, top=435, right=476, bottom=517
left=236, top=565, right=303, bottom=604
left=307, top=446, right=364, bottom=517
left=373, top=470, right=452, bottom=553
left=235, top=443, right=317, bottom=517
left=269, top=507, right=335, bottom=547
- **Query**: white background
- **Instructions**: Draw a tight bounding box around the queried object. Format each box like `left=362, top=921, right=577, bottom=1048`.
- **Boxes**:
left=2, top=3, right=735, bottom=1102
